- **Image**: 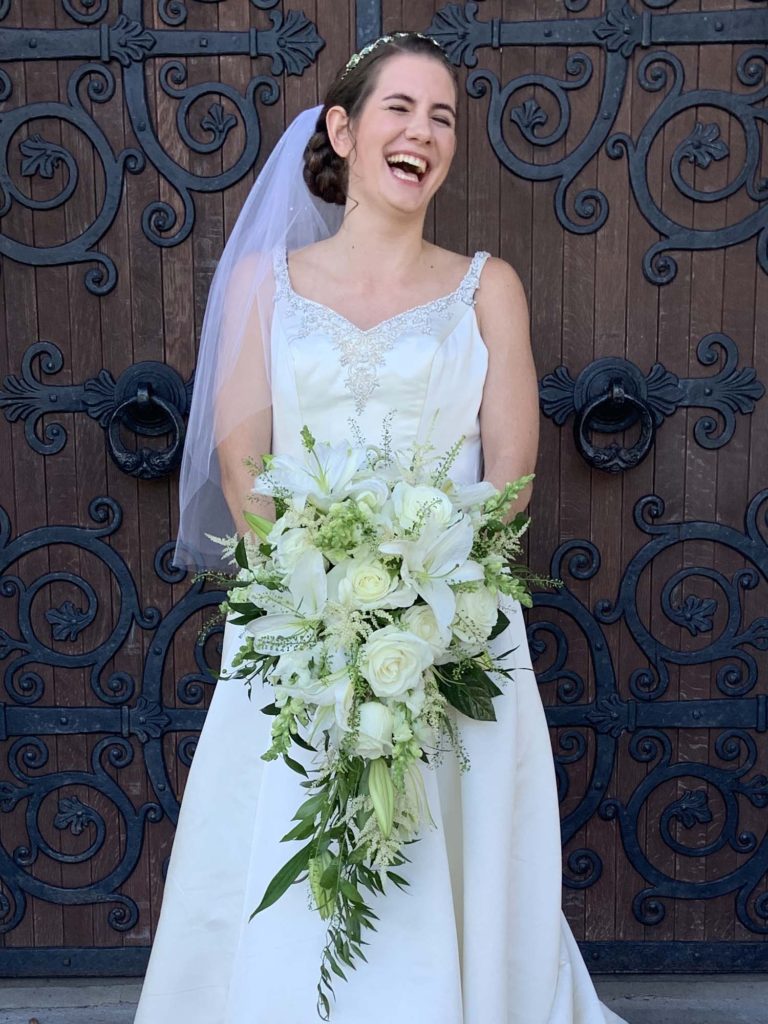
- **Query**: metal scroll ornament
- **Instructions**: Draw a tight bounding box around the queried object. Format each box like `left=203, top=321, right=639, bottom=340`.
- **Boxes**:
left=539, top=335, right=765, bottom=472
left=0, top=342, right=193, bottom=479
left=0, top=1, right=324, bottom=293
left=426, top=1, right=768, bottom=283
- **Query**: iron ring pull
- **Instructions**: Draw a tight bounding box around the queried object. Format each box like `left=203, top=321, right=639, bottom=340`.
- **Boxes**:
left=107, top=385, right=186, bottom=480
left=573, top=380, right=656, bottom=473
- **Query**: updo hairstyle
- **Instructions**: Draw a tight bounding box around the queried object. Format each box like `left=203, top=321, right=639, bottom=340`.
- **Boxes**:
left=303, top=33, right=457, bottom=206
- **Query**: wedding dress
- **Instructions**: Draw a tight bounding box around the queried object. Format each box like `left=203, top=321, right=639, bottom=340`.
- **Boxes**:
left=134, top=247, right=626, bottom=1024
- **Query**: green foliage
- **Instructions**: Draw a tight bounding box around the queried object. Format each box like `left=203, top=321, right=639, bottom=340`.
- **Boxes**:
left=435, top=661, right=503, bottom=721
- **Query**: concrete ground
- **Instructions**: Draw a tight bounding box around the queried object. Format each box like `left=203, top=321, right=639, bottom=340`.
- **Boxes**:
left=0, top=974, right=767, bottom=1023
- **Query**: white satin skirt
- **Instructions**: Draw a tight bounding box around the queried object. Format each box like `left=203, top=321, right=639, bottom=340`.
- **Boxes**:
left=134, top=595, right=626, bottom=1024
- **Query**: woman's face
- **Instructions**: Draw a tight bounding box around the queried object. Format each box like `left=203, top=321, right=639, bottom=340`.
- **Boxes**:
left=331, top=53, right=458, bottom=214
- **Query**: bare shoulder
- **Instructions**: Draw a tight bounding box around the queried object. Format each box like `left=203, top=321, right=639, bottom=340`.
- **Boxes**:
left=475, top=255, right=530, bottom=345
left=422, top=242, right=476, bottom=281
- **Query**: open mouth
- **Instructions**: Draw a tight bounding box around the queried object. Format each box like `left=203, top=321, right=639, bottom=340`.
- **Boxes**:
left=385, top=153, right=429, bottom=185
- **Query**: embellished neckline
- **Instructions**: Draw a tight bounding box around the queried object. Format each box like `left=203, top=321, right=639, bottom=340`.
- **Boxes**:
left=276, top=244, right=489, bottom=337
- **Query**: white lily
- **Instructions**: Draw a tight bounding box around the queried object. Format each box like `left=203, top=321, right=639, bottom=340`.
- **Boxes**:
left=307, top=667, right=355, bottom=745
left=252, top=439, right=367, bottom=511
left=448, top=480, right=498, bottom=510
left=245, top=547, right=328, bottom=654
left=379, top=515, right=484, bottom=632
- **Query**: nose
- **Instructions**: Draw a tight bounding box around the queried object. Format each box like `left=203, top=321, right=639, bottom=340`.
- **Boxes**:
left=403, top=109, right=433, bottom=144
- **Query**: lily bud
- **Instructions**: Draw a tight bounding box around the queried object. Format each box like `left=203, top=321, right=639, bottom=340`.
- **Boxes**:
left=404, top=760, right=436, bottom=829
left=368, top=757, right=395, bottom=838
left=243, top=511, right=274, bottom=542
left=308, top=851, right=334, bottom=919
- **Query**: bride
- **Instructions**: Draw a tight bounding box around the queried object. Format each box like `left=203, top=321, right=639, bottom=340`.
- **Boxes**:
left=133, top=31, right=627, bottom=1024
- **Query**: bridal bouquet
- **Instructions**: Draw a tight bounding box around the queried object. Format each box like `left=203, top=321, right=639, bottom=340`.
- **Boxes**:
left=209, top=425, right=551, bottom=1020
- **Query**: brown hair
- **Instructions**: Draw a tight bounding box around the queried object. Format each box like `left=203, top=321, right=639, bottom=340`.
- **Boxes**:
left=303, top=33, right=457, bottom=206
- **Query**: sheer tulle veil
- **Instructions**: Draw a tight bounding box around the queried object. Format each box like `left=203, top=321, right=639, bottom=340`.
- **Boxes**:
left=174, top=105, right=344, bottom=570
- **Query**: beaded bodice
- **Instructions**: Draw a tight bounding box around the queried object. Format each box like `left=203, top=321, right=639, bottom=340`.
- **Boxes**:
left=269, top=244, right=492, bottom=485
left=272, top=245, right=491, bottom=415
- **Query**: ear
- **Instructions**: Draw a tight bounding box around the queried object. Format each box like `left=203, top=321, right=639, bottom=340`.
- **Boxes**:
left=325, top=105, right=353, bottom=160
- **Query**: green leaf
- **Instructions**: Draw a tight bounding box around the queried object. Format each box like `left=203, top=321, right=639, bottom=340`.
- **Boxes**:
left=386, top=871, right=410, bottom=891
left=234, top=537, right=248, bottom=570
left=460, top=660, right=504, bottom=696
left=489, top=609, right=510, bottom=641
left=348, top=844, right=369, bottom=865
left=340, top=879, right=365, bottom=905
left=290, top=729, right=317, bottom=753
left=249, top=840, right=315, bottom=917
left=280, top=817, right=317, bottom=842
left=283, top=752, right=308, bottom=777
left=293, top=792, right=327, bottom=821
left=227, top=601, right=260, bottom=615
left=438, top=663, right=501, bottom=721
left=329, top=958, right=347, bottom=981
left=337, top=942, right=354, bottom=968
left=319, top=860, right=340, bottom=888
left=261, top=702, right=280, bottom=716
left=228, top=613, right=260, bottom=626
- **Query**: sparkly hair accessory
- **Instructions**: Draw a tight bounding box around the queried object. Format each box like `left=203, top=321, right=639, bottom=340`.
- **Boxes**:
left=341, top=32, right=445, bottom=80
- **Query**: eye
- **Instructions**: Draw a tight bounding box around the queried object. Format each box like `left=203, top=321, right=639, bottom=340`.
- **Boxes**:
left=388, top=105, right=408, bottom=112
left=433, top=116, right=452, bottom=126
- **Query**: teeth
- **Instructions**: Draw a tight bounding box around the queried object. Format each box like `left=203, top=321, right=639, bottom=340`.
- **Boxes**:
left=386, top=153, right=428, bottom=175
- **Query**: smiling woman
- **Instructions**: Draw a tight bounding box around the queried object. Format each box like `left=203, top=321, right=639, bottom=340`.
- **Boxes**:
left=135, top=29, right=627, bottom=1024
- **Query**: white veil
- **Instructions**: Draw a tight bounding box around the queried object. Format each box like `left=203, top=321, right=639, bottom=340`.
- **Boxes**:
left=174, top=105, right=344, bottom=570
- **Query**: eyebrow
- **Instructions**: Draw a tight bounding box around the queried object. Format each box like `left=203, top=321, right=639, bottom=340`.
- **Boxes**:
left=381, top=93, right=457, bottom=118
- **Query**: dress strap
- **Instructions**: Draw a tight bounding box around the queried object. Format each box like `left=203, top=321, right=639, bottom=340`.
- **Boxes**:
left=272, top=244, right=290, bottom=300
left=457, top=250, right=492, bottom=305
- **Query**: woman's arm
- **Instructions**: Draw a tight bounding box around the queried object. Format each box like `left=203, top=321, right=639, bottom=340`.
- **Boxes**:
left=217, top=406, right=274, bottom=537
left=214, top=256, right=276, bottom=536
left=475, top=256, right=539, bottom=515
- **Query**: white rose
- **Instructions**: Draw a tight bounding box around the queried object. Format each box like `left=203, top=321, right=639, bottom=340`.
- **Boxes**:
left=359, top=625, right=433, bottom=699
left=347, top=477, right=389, bottom=511
left=334, top=558, right=415, bottom=610
left=451, top=587, right=499, bottom=644
left=401, top=603, right=451, bottom=657
left=273, top=527, right=314, bottom=573
left=392, top=482, right=455, bottom=531
left=341, top=559, right=393, bottom=604
left=354, top=701, right=394, bottom=759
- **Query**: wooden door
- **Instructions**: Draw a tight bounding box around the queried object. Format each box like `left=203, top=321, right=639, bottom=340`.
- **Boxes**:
left=0, top=0, right=766, bottom=978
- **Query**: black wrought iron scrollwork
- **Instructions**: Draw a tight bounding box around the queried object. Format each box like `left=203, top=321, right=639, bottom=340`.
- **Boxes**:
left=0, top=500, right=224, bottom=934
left=427, top=2, right=768, bottom=281
left=0, top=1, right=324, bottom=292
left=573, top=378, right=657, bottom=472
left=532, top=488, right=768, bottom=936
left=107, top=385, right=186, bottom=479
left=0, top=487, right=766, bottom=961
left=0, top=343, right=193, bottom=478
left=539, top=335, right=765, bottom=460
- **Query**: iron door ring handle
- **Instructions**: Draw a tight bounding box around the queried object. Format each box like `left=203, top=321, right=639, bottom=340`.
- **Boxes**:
left=107, top=387, right=186, bottom=480
left=574, top=383, right=656, bottom=473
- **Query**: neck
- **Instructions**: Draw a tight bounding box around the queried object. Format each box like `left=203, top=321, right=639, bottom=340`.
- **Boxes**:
left=329, top=198, right=430, bottom=277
